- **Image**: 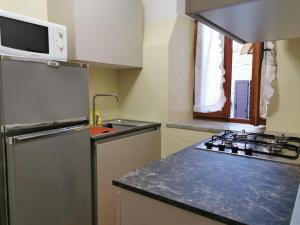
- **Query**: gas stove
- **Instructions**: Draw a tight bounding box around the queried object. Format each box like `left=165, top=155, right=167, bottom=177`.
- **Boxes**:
left=196, top=130, right=300, bottom=164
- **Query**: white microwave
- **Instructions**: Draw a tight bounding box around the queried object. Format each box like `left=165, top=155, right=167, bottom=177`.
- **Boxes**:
left=0, top=10, right=67, bottom=62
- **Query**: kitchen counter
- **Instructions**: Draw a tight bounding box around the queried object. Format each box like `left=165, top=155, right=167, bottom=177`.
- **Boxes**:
left=90, top=119, right=161, bottom=143
left=113, top=146, right=300, bottom=225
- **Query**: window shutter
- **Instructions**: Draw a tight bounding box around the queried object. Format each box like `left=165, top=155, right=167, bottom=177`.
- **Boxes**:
left=234, top=80, right=250, bottom=119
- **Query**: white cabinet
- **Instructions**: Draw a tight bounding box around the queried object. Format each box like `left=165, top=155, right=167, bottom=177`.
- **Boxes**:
left=119, top=189, right=225, bottom=225
left=96, top=137, right=134, bottom=225
left=95, top=129, right=161, bottom=225
left=132, top=130, right=161, bottom=169
left=47, top=0, right=143, bottom=68
left=113, top=0, right=143, bottom=67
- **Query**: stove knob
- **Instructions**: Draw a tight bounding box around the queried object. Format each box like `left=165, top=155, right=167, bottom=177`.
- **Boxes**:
left=205, top=142, right=213, bottom=149
left=231, top=146, right=239, bottom=154
left=245, top=148, right=253, bottom=156
left=218, top=144, right=225, bottom=151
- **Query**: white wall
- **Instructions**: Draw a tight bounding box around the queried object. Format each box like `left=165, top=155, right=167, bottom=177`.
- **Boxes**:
left=0, top=0, right=48, bottom=20
left=119, top=0, right=179, bottom=123
left=119, top=0, right=196, bottom=157
left=266, top=39, right=300, bottom=134
left=165, top=128, right=215, bottom=157
left=168, top=15, right=194, bottom=122
left=143, top=0, right=178, bottom=23
left=89, top=66, right=120, bottom=122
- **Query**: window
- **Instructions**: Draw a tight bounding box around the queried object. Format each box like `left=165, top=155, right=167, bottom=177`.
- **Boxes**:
left=193, top=22, right=265, bottom=126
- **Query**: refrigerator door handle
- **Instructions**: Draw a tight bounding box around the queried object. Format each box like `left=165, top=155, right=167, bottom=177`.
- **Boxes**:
left=6, top=125, right=88, bottom=145
left=3, top=116, right=89, bottom=134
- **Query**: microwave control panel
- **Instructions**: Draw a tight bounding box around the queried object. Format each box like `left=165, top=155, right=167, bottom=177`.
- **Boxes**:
left=53, top=24, right=67, bottom=62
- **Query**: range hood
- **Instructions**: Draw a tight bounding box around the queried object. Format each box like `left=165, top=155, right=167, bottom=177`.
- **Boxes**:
left=186, top=0, right=300, bottom=43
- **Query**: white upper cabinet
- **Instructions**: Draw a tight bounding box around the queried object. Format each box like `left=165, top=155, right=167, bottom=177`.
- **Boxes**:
left=48, top=0, right=143, bottom=68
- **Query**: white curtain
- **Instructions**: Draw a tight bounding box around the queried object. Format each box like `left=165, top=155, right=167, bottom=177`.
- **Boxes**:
left=260, top=42, right=277, bottom=119
left=194, top=23, right=226, bottom=113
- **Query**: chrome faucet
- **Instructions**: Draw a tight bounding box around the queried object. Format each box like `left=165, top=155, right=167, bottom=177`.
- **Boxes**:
left=92, top=93, right=120, bottom=125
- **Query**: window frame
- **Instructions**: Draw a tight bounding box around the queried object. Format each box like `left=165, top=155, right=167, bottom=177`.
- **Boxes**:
left=193, top=21, right=266, bottom=126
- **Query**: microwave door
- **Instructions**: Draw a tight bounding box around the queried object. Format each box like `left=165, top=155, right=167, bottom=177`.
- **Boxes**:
left=0, top=16, right=50, bottom=55
left=4, top=125, right=92, bottom=225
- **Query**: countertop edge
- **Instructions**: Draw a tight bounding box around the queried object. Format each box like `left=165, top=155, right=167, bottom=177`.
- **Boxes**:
left=112, top=180, right=246, bottom=225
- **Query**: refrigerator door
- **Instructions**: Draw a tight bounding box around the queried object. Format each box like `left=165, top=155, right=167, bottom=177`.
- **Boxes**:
left=0, top=59, right=89, bottom=126
left=5, top=126, right=92, bottom=225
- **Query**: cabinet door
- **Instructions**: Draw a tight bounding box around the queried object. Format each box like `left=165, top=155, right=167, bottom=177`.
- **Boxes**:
left=133, top=130, right=161, bottom=170
left=120, top=190, right=225, bottom=225
left=48, top=0, right=143, bottom=67
left=96, top=137, right=134, bottom=225
left=114, top=0, right=143, bottom=67
left=74, top=0, right=117, bottom=63
left=96, top=129, right=161, bottom=225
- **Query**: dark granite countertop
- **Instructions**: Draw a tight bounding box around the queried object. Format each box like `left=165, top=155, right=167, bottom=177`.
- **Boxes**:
left=113, top=146, right=300, bottom=225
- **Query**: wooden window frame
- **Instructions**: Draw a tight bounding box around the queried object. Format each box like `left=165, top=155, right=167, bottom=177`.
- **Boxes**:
left=193, top=22, right=266, bottom=126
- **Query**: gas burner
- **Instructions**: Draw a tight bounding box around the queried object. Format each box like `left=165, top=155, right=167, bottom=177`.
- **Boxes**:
left=234, top=130, right=248, bottom=140
left=275, top=134, right=288, bottom=145
left=196, top=130, right=300, bottom=163
left=223, top=138, right=234, bottom=146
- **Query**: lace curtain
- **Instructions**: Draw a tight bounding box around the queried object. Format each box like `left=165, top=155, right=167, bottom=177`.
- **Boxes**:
left=194, top=23, right=226, bottom=113
left=260, top=42, right=277, bottom=119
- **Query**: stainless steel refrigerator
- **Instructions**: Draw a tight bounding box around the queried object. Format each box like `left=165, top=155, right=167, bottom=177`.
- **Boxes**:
left=0, top=56, right=92, bottom=225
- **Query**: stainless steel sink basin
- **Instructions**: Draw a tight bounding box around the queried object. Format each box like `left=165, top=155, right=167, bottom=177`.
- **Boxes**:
left=102, top=119, right=150, bottom=131
left=90, top=120, right=149, bottom=137
left=102, top=123, right=135, bottom=131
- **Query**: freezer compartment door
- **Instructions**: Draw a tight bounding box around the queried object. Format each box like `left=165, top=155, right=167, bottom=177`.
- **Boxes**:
left=0, top=60, right=89, bottom=126
left=5, top=127, right=92, bottom=225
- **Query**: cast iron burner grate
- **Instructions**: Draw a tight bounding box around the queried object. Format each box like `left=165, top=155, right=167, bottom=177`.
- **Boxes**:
left=197, top=130, right=300, bottom=161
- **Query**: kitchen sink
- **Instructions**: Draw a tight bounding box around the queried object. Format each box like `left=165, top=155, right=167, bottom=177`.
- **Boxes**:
left=90, top=119, right=158, bottom=138
left=102, top=119, right=150, bottom=130
left=103, top=119, right=150, bottom=127
left=102, top=123, right=136, bottom=131
left=90, top=120, right=143, bottom=137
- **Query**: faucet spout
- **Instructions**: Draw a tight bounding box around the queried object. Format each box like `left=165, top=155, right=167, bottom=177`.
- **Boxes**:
left=92, top=93, right=120, bottom=126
